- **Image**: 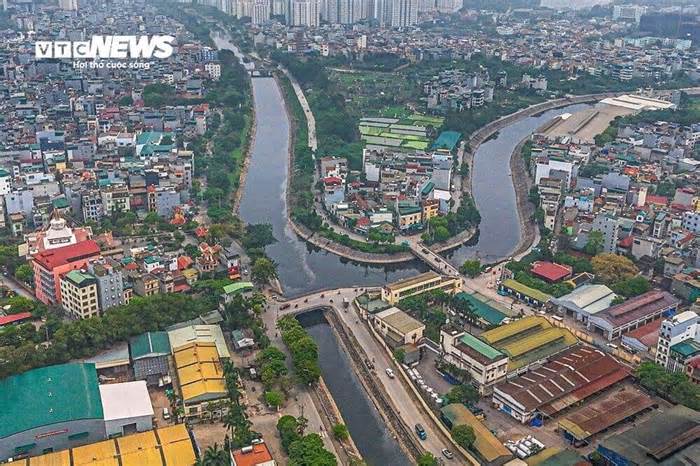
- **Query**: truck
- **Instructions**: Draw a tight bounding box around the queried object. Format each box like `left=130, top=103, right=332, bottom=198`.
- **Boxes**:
left=343, top=297, right=350, bottom=308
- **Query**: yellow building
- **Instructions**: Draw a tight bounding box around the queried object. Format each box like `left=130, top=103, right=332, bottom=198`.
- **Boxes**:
left=382, top=271, right=462, bottom=305
left=16, top=425, right=196, bottom=466
left=59, top=269, right=99, bottom=319
left=173, top=341, right=228, bottom=419
left=421, top=199, right=439, bottom=223
left=480, top=316, right=578, bottom=373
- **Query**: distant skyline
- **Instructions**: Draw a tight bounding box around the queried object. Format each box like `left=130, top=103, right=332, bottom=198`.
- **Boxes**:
left=539, top=0, right=611, bottom=10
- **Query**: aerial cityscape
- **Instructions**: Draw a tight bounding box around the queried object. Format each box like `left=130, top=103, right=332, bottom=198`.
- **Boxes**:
left=0, top=0, right=699, bottom=465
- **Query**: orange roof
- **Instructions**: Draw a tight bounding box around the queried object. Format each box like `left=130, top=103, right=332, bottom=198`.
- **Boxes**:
left=231, top=443, right=273, bottom=466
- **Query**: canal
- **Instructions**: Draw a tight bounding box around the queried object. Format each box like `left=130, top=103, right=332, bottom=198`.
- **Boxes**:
left=298, top=310, right=411, bottom=466
left=214, top=32, right=592, bottom=466
left=238, top=77, right=428, bottom=297
left=446, top=103, right=592, bottom=265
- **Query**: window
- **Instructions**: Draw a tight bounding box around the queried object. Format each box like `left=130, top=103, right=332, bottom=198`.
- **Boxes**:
left=69, top=432, right=90, bottom=441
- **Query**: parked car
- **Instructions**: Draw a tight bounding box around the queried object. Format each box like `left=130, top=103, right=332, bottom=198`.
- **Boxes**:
left=385, top=368, right=395, bottom=379
left=415, top=424, right=427, bottom=440
left=441, top=449, right=454, bottom=459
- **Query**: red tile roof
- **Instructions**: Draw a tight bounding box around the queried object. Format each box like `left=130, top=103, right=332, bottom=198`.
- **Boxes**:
left=231, top=443, right=274, bottom=466
left=0, top=312, right=33, bottom=326
left=530, top=261, right=573, bottom=282
left=33, top=240, right=101, bottom=270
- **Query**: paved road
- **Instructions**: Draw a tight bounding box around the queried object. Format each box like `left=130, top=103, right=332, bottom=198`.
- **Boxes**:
left=278, top=65, right=317, bottom=152
left=0, top=274, right=34, bottom=300
left=266, top=288, right=476, bottom=464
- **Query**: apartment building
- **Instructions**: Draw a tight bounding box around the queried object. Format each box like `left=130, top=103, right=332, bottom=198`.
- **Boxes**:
left=60, top=270, right=100, bottom=319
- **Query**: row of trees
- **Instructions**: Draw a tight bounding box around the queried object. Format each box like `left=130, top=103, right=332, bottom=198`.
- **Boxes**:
left=277, top=415, right=337, bottom=466
left=636, top=362, right=700, bottom=410
left=278, top=315, right=321, bottom=385
left=0, top=293, right=208, bottom=379
left=399, top=289, right=479, bottom=341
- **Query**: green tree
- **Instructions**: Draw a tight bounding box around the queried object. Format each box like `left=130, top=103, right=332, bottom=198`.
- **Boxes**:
left=288, top=434, right=337, bottom=466
left=393, top=348, right=406, bottom=364
left=277, top=415, right=301, bottom=451
left=14, top=264, right=33, bottom=284
left=611, top=276, right=651, bottom=298
left=459, top=259, right=481, bottom=278
left=200, top=443, right=228, bottom=466
left=252, top=257, right=278, bottom=284
left=332, top=423, right=349, bottom=441
left=444, top=384, right=480, bottom=406
left=451, top=424, right=476, bottom=450
left=591, top=253, right=639, bottom=285
left=417, top=453, right=440, bottom=466
left=264, top=390, right=285, bottom=409
left=584, top=231, right=605, bottom=256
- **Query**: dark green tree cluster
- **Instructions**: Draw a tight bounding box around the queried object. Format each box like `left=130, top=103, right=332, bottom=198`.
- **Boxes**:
left=636, top=362, right=700, bottom=410
left=277, top=415, right=336, bottom=466
left=278, top=315, right=321, bottom=385
left=220, top=293, right=270, bottom=349
left=0, top=294, right=207, bottom=379
left=422, top=196, right=481, bottom=244
left=459, top=259, right=482, bottom=278
left=444, top=384, right=480, bottom=406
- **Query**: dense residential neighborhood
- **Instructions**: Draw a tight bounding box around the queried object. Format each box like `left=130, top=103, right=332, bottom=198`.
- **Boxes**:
left=0, top=0, right=699, bottom=466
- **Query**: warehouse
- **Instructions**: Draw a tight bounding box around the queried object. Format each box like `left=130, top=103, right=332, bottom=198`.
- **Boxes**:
left=587, top=290, right=679, bottom=341
left=498, top=279, right=552, bottom=308
left=480, top=316, right=578, bottom=373
left=174, top=341, right=228, bottom=419
left=558, top=387, right=655, bottom=445
left=99, top=381, right=154, bottom=437
left=596, top=405, right=699, bottom=465
left=492, top=346, right=630, bottom=424
left=549, top=284, right=617, bottom=324
left=0, top=363, right=105, bottom=460
left=130, top=331, right=171, bottom=385
left=11, top=424, right=197, bottom=466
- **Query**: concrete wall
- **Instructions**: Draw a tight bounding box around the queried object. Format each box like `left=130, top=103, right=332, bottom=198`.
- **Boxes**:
left=104, top=415, right=153, bottom=437
left=0, top=419, right=105, bottom=461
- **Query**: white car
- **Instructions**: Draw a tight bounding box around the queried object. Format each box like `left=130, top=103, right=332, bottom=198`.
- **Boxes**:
left=385, top=368, right=395, bottom=379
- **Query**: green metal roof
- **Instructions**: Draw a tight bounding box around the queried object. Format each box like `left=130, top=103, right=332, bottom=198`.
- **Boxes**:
left=223, top=282, right=254, bottom=294
left=0, top=363, right=103, bottom=438
left=459, top=332, right=504, bottom=361
left=454, top=292, right=507, bottom=326
left=130, top=331, right=171, bottom=360
left=431, top=131, right=462, bottom=152
left=64, top=270, right=96, bottom=287
left=670, top=339, right=700, bottom=358
left=52, top=197, right=71, bottom=209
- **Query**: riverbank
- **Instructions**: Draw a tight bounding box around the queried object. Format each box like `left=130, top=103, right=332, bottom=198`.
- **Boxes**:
left=509, top=135, right=539, bottom=260
left=232, top=95, right=256, bottom=214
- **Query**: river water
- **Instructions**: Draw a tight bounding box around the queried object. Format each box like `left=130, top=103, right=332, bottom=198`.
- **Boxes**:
left=214, top=32, right=590, bottom=466
left=446, top=103, right=591, bottom=265
left=298, top=310, right=411, bottom=466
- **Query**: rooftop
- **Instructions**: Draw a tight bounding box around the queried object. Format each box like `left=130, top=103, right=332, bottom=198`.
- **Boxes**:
left=375, top=307, right=425, bottom=335
left=16, top=424, right=196, bottom=466
left=63, top=269, right=97, bottom=287
left=494, top=346, right=629, bottom=415
left=0, top=363, right=103, bottom=439
left=550, top=285, right=616, bottom=316
left=99, top=381, right=154, bottom=421
left=453, top=292, right=507, bottom=326
left=230, top=442, right=274, bottom=466
left=598, top=405, right=700, bottom=465
left=530, top=261, right=573, bottom=282
left=596, top=290, right=679, bottom=328
left=456, top=332, right=507, bottom=365
left=385, top=271, right=440, bottom=291
left=130, top=331, right=171, bottom=360
left=501, top=278, right=552, bottom=303
left=174, top=342, right=227, bottom=404
left=222, top=281, right=254, bottom=294
left=33, top=240, right=101, bottom=270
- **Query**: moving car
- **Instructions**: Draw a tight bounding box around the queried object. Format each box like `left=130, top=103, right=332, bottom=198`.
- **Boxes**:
left=441, top=449, right=454, bottom=459
left=385, top=368, right=395, bottom=378
left=415, top=424, right=427, bottom=440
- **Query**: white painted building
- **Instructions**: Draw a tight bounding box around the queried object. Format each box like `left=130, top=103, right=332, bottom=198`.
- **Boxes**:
left=99, top=381, right=154, bottom=437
